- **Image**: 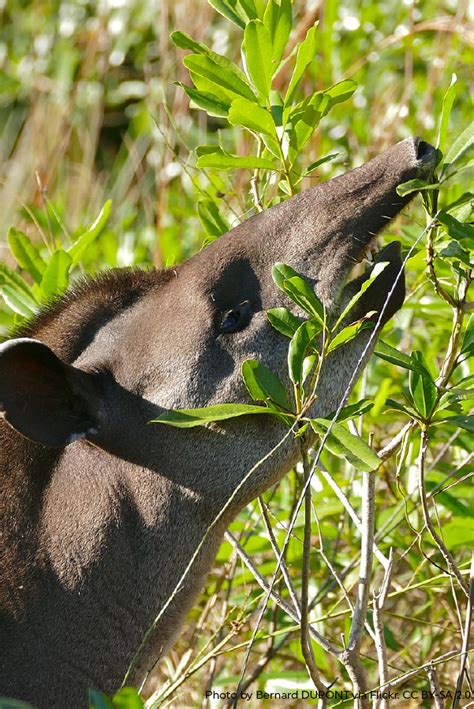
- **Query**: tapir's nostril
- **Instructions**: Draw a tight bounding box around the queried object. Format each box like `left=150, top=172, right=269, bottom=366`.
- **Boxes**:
left=416, top=139, right=436, bottom=162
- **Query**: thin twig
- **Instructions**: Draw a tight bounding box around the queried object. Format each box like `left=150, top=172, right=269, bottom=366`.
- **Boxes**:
left=258, top=498, right=301, bottom=617
left=300, top=447, right=328, bottom=704
left=340, top=465, right=375, bottom=708
left=224, top=530, right=337, bottom=654
left=312, top=454, right=389, bottom=569
left=453, top=552, right=474, bottom=708
left=418, top=428, right=468, bottom=596
left=426, top=663, right=445, bottom=709
left=372, top=550, right=394, bottom=709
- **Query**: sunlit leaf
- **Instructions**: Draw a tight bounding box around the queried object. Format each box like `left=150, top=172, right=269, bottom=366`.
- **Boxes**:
left=303, top=153, right=339, bottom=175
left=288, top=320, right=320, bottom=385
left=396, top=179, right=440, bottom=197
left=208, top=0, right=246, bottom=28
left=0, top=262, right=38, bottom=316
left=7, top=228, right=46, bottom=284
left=311, top=419, right=381, bottom=472
left=271, top=262, right=300, bottom=290
left=112, top=686, right=144, bottom=708
left=375, top=341, right=427, bottom=374
left=152, top=403, right=278, bottom=428
left=228, top=97, right=276, bottom=136
left=266, top=307, right=301, bottom=338
left=176, top=82, right=230, bottom=117
left=40, top=250, right=72, bottom=298
left=263, top=0, right=292, bottom=67
left=282, top=275, right=325, bottom=323
left=184, top=54, right=256, bottom=103
left=285, top=24, right=318, bottom=105
left=196, top=146, right=275, bottom=170
left=408, top=351, right=437, bottom=419
left=444, top=121, right=474, bottom=167
left=327, top=318, right=373, bottom=353
left=244, top=20, right=273, bottom=99
left=197, top=199, right=230, bottom=238
left=242, top=358, right=291, bottom=409
left=170, top=31, right=211, bottom=55
left=68, top=200, right=112, bottom=265
left=437, top=75, right=457, bottom=153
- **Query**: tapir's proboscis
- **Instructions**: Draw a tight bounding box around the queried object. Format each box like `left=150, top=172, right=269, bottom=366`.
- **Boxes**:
left=0, top=138, right=436, bottom=707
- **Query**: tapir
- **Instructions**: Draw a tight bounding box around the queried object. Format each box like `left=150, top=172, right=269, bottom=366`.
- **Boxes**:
left=0, top=138, right=436, bottom=706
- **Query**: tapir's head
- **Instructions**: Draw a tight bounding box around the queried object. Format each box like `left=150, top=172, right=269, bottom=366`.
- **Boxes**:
left=0, top=138, right=435, bottom=511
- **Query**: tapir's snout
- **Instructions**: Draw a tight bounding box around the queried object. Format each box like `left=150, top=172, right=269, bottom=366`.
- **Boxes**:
left=412, top=137, right=438, bottom=173
left=333, top=136, right=436, bottom=323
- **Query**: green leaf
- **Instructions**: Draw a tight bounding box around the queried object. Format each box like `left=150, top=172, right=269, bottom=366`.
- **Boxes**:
left=228, top=97, right=276, bottom=136
left=408, top=351, right=437, bottom=419
left=112, top=687, right=144, bottom=708
left=335, top=261, right=389, bottom=328
left=40, top=250, right=72, bottom=298
left=375, top=341, right=426, bottom=374
left=303, top=153, right=339, bottom=175
left=326, top=399, right=374, bottom=421
left=271, top=262, right=300, bottom=290
left=322, top=79, right=357, bottom=112
left=151, top=403, right=277, bottom=428
left=198, top=199, right=230, bottom=238
left=439, top=240, right=471, bottom=267
left=263, top=0, right=292, bottom=67
left=440, top=520, right=474, bottom=549
left=208, top=0, right=246, bottom=28
left=444, top=122, right=474, bottom=167
left=288, top=320, right=320, bottom=385
left=242, top=359, right=291, bottom=409
left=176, top=83, right=231, bottom=117
left=327, top=318, right=373, bottom=353
left=266, top=307, right=301, bottom=338
left=170, top=31, right=211, bottom=55
left=385, top=398, right=419, bottom=419
left=282, top=275, right=325, bottom=323
left=0, top=262, right=39, bottom=316
left=196, top=146, right=275, bottom=170
left=238, top=0, right=259, bottom=20
left=438, top=211, right=474, bottom=243
left=244, top=20, right=273, bottom=99
left=461, top=314, right=474, bottom=355
left=7, top=228, right=46, bottom=284
left=184, top=54, right=255, bottom=102
left=68, top=200, right=112, bottom=265
left=444, top=192, right=473, bottom=214
left=396, top=179, right=441, bottom=197
left=437, top=75, right=457, bottom=153
left=311, top=419, right=381, bottom=472
left=285, top=24, right=318, bottom=105
left=443, top=415, right=474, bottom=433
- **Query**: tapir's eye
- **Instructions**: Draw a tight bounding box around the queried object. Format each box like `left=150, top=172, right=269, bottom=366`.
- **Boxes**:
left=220, top=300, right=252, bottom=334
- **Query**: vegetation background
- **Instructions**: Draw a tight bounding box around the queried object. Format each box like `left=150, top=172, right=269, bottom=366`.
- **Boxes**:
left=0, top=0, right=472, bottom=707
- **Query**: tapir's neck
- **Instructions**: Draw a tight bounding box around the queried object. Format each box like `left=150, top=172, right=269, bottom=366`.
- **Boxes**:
left=0, top=423, right=223, bottom=704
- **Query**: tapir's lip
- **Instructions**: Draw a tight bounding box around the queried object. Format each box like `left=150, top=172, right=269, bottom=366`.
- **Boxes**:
left=340, top=240, right=405, bottom=324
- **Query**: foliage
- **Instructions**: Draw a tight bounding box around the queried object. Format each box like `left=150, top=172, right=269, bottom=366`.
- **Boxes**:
left=0, top=0, right=472, bottom=706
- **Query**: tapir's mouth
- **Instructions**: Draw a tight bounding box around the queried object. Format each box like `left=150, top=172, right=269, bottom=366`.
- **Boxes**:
left=340, top=241, right=406, bottom=326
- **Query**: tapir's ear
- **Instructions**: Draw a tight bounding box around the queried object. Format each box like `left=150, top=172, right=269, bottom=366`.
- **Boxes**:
left=0, top=338, right=101, bottom=447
